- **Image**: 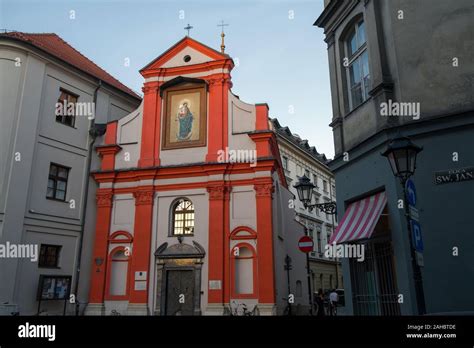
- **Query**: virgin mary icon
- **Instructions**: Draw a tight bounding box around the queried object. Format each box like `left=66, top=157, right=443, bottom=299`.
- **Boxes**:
left=176, top=101, right=193, bottom=141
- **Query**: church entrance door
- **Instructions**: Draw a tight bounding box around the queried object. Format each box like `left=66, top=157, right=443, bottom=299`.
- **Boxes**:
left=165, top=270, right=195, bottom=315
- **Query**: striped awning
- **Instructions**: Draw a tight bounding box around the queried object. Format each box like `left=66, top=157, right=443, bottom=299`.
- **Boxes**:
left=329, top=191, right=387, bottom=244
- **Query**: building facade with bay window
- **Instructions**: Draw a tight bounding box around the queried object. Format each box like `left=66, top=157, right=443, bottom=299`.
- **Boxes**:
left=315, top=0, right=474, bottom=315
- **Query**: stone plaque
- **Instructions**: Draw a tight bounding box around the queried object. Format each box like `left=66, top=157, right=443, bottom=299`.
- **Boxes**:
left=134, top=280, right=147, bottom=291
left=135, top=271, right=147, bottom=281
left=209, top=280, right=221, bottom=290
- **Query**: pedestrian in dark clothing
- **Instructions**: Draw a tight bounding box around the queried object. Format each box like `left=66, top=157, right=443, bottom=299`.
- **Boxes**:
left=314, top=289, right=326, bottom=316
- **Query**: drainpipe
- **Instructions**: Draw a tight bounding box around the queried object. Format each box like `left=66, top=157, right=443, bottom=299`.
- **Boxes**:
left=74, top=80, right=103, bottom=315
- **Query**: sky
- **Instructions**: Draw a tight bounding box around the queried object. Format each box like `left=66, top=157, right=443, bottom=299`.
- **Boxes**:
left=0, top=0, right=334, bottom=158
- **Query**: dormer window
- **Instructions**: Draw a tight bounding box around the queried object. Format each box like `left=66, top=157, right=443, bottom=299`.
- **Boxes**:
left=345, top=20, right=370, bottom=111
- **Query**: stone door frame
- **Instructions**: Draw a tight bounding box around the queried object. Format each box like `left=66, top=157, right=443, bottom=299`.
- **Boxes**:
left=154, top=241, right=205, bottom=316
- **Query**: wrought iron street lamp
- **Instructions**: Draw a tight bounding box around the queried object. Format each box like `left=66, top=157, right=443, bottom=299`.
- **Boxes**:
left=382, top=136, right=423, bottom=184
left=382, top=135, right=426, bottom=315
left=294, top=175, right=337, bottom=215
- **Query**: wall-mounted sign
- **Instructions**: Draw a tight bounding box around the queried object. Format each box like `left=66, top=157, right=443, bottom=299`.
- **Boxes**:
left=411, top=220, right=424, bottom=252
left=134, top=281, right=147, bottom=291
left=406, top=179, right=417, bottom=206
left=135, top=271, right=147, bottom=281
left=435, top=166, right=474, bottom=185
left=209, top=280, right=221, bottom=290
left=37, top=275, right=72, bottom=301
left=416, top=251, right=424, bottom=267
left=409, top=206, right=419, bottom=222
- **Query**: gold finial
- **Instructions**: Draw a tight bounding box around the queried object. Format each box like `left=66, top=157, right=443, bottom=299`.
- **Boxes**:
left=217, top=20, right=229, bottom=53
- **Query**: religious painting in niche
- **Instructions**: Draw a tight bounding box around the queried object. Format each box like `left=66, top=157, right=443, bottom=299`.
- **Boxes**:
left=162, top=83, right=207, bottom=150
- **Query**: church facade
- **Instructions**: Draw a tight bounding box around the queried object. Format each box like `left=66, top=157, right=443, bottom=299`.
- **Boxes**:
left=86, top=37, right=309, bottom=316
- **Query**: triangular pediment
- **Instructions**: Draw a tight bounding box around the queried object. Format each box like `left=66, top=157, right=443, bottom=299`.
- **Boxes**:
left=140, top=36, right=229, bottom=73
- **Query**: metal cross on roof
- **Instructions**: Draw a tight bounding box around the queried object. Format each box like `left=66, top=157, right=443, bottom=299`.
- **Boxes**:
left=217, top=20, right=229, bottom=53
left=184, top=23, right=193, bottom=36
left=217, top=20, right=229, bottom=33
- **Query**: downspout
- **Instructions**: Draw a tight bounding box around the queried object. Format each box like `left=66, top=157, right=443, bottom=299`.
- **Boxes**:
left=74, top=80, right=103, bottom=315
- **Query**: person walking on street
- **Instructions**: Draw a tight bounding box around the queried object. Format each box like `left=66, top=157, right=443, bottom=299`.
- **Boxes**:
left=314, top=289, right=326, bottom=316
left=329, top=289, right=339, bottom=316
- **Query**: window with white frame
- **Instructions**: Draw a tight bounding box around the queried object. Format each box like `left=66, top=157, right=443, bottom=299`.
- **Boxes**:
left=171, top=198, right=195, bottom=235
left=313, top=174, right=318, bottom=187
left=345, top=19, right=370, bottom=111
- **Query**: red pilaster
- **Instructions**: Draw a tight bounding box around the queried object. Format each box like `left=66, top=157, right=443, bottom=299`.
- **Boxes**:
left=138, top=82, right=161, bottom=168
left=96, top=145, right=121, bottom=171
left=223, top=184, right=232, bottom=304
left=248, top=131, right=273, bottom=158
left=89, top=189, right=114, bottom=303
left=207, top=183, right=227, bottom=303
left=254, top=181, right=276, bottom=304
left=129, top=187, right=154, bottom=303
left=105, top=121, right=118, bottom=144
left=206, top=76, right=230, bottom=162
left=255, top=103, right=269, bottom=130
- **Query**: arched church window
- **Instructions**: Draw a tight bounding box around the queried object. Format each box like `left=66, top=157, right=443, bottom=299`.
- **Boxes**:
left=171, top=198, right=195, bottom=235
left=108, top=249, right=129, bottom=298
left=344, top=18, right=370, bottom=111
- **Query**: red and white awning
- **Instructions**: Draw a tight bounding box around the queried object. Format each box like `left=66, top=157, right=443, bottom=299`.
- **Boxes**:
left=329, top=192, right=387, bottom=244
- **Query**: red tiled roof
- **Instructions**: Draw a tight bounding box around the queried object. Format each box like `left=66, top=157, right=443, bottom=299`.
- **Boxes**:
left=1, top=31, right=141, bottom=100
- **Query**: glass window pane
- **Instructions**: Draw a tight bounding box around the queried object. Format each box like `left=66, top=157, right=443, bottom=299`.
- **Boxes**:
left=351, top=85, right=363, bottom=108
left=49, top=165, right=57, bottom=176
left=348, top=31, right=357, bottom=56
left=357, top=21, right=366, bottom=46
left=57, top=180, right=66, bottom=191
left=349, top=61, right=361, bottom=86
left=363, top=76, right=371, bottom=100
left=48, top=179, right=55, bottom=189
left=56, top=190, right=66, bottom=201
left=68, top=94, right=78, bottom=104
left=65, top=116, right=75, bottom=126
left=57, top=168, right=68, bottom=178
left=57, top=91, right=67, bottom=103
left=47, top=187, right=54, bottom=198
left=361, top=50, right=369, bottom=78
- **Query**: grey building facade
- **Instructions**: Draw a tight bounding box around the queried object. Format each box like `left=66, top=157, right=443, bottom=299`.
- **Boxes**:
left=0, top=32, right=141, bottom=315
left=315, top=0, right=474, bottom=315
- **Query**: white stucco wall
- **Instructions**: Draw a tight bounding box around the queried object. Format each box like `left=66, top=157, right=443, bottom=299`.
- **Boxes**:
left=161, top=46, right=213, bottom=68
left=115, top=104, right=143, bottom=169
left=228, top=92, right=257, bottom=154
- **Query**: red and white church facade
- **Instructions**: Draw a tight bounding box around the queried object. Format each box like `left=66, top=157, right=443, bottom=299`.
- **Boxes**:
left=86, top=37, right=308, bottom=316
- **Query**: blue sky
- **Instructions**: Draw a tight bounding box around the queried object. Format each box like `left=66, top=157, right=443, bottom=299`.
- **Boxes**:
left=1, top=0, right=334, bottom=157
